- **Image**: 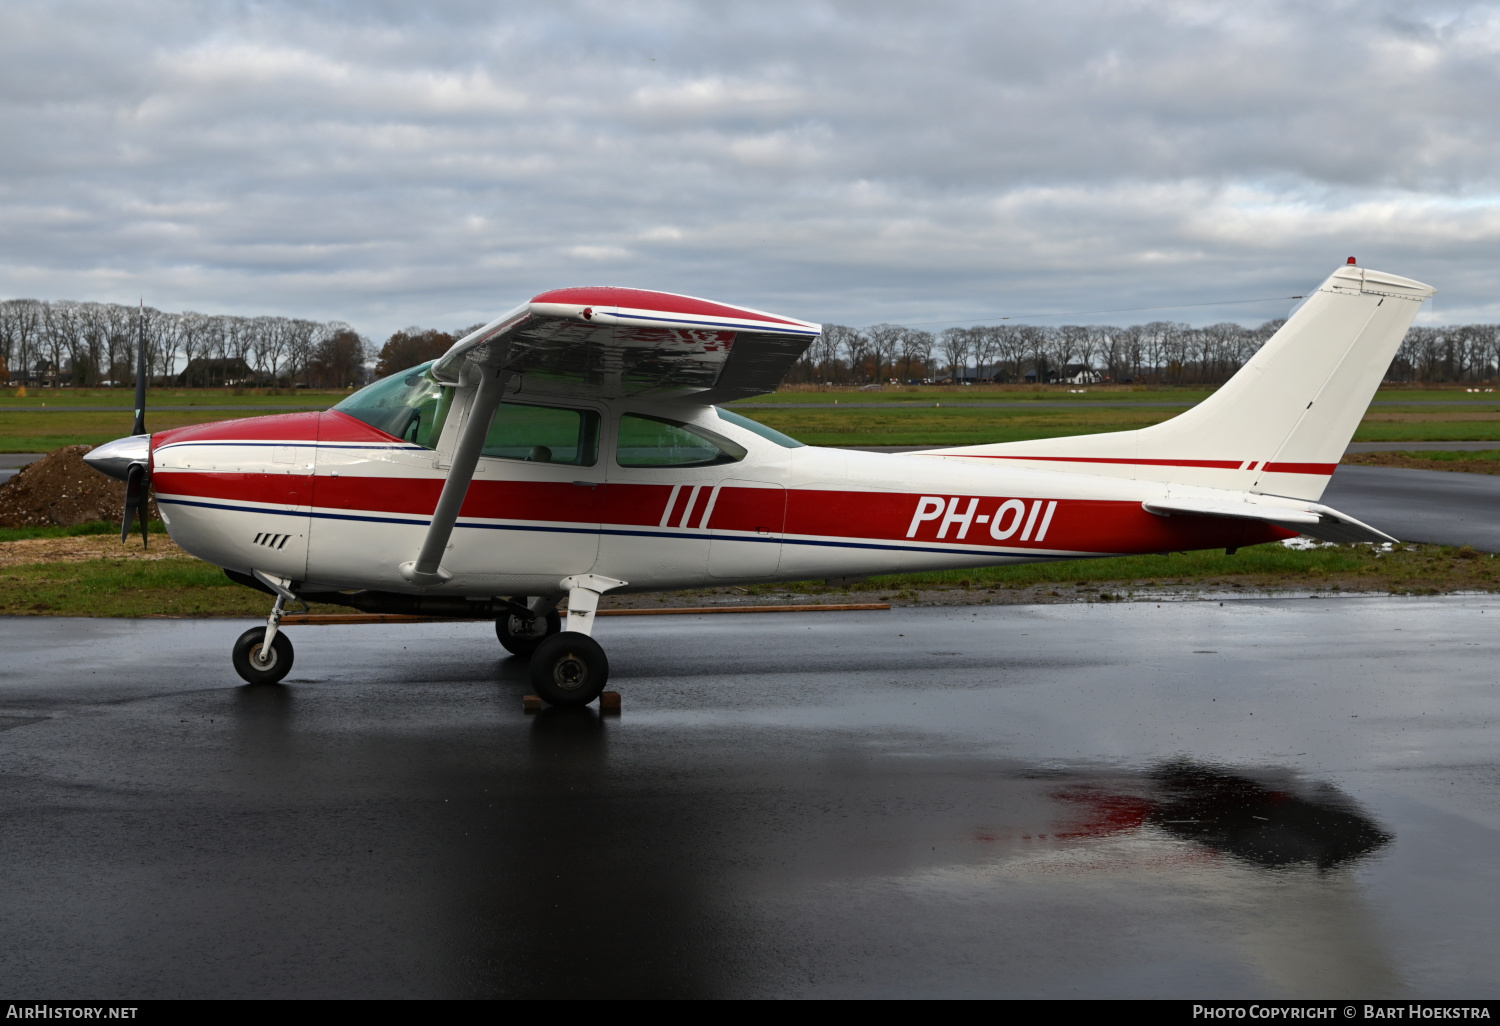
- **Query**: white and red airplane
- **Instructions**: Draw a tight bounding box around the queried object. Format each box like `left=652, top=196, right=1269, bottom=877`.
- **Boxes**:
left=85, top=261, right=1433, bottom=706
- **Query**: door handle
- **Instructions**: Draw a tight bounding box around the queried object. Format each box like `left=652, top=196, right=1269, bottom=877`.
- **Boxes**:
left=571, top=481, right=598, bottom=489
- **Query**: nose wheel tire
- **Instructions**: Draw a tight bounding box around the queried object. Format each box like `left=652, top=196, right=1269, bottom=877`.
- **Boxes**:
left=529, top=631, right=609, bottom=707
left=495, top=605, right=562, bottom=657
left=232, top=627, right=294, bottom=685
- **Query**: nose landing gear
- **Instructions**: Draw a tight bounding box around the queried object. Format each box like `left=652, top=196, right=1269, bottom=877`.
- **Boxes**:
left=232, top=569, right=300, bottom=686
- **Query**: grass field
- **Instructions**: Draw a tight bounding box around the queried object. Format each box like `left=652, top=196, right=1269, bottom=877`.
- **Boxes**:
left=11, top=405, right=1500, bottom=450
left=1342, top=450, right=1500, bottom=472
left=1, top=524, right=1495, bottom=617
left=0, top=520, right=154, bottom=543
left=732, top=384, right=1500, bottom=405
left=740, top=541, right=1500, bottom=601
left=0, top=386, right=346, bottom=408
left=0, top=554, right=351, bottom=617
left=3, top=384, right=1500, bottom=450
left=740, top=404, right=1500, bottom=447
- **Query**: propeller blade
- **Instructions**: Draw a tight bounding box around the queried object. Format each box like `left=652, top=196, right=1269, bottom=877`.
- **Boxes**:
left=133, top=300, right=147, bottom=436
left=123, top=462, right=147, bottom=544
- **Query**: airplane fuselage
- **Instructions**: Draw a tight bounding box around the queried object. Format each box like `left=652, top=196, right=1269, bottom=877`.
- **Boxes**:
left=150, top=401, right=1289, bottom=598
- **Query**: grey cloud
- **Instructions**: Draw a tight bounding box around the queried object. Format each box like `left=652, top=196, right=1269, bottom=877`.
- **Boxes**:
left=2, top=0, right=1499, bottom=338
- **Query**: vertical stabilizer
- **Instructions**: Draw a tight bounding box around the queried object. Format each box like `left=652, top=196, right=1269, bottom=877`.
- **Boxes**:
left=930, top=264, right=1436, bottom=501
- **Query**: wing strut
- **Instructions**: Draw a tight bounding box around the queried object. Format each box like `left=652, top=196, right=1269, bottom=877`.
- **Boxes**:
left=400, top=365, right=510, bottom=586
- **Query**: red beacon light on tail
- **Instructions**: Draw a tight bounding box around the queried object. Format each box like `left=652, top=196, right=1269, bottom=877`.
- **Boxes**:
left=1347, top=256, right=1357, bottom=265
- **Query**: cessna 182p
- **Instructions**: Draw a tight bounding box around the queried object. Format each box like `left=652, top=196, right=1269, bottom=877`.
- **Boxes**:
left=85, top=261, right=1433, bottom=706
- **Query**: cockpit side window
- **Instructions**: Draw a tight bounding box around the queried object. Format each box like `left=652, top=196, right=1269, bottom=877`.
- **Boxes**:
left=615, top=413, right=747, bottom=468
left=335, top=364, right=599, bottom=465
left=333, top=361, right=450, bottom=448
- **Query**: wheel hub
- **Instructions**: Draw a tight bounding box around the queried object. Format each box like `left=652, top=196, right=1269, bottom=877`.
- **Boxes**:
left=250, top=644, right=277, bottom=670
left=551, top=653, right=588, bottom=691
left=509, top=614, right=546, bottom=639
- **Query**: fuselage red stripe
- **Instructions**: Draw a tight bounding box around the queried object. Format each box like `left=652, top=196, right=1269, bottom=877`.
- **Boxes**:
left=956, top=455, right=1337, bottom=475
left=1262, top=461, right=1339, bottom=475
left=153, top=471, right=1296, bottom=557
left=957, top=456, right=1244, bottom=469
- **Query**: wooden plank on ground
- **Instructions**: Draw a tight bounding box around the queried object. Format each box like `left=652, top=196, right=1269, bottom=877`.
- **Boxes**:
left=278, top=603, right=890, bottom=626
left=278, top=613, right=470, bottom=625
left=596, top=603, right=890, bottom=616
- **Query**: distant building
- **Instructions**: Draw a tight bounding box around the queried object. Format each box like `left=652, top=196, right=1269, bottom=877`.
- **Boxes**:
left=12, top=359, right=67, bottom=387
left=178, top=358, right=255, bottom=387
left=1060, top=364, right=1102, bottom=385
left=1024, top=364, right=1101, bottom=385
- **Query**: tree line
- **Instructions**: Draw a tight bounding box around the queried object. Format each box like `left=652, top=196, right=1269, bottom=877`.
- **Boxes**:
left=791, top=319, right=1500, bottom=386
left=0, top=299, right=370, bottom=389
left=5, top=296, right=1498, bottom=390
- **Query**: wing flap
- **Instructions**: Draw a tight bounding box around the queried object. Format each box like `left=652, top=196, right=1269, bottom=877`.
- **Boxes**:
left=1143, top=496, right=1398, bottom=545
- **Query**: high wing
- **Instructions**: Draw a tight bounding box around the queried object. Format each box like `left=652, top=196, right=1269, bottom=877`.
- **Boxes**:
left=1143, top=496, right=1398, bottom=545
left=398, top=287, right=819, bottom=587
left=432, top=286, right=821, bottom=402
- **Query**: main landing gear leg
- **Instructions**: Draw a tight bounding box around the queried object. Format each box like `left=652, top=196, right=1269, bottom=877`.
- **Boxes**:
left=495, top=596, right=561, bottom=657
left=232, top=570, right=297, bottom=685
left=529, top=574, right=626, bottom=707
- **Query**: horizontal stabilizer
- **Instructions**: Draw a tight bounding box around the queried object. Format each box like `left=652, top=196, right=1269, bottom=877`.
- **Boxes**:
left=1143, top=497, right=1398, bottom=545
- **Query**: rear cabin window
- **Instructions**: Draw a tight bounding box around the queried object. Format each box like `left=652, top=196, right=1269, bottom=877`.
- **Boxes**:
left=483, top=403, right=600, bottom=466
left=715, top=406, right=805, bottom=447
left=615, top=413, right=746, bottom=468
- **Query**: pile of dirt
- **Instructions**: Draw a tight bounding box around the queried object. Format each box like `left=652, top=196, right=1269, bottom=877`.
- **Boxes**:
left=0, top=445, right=160, bottom=528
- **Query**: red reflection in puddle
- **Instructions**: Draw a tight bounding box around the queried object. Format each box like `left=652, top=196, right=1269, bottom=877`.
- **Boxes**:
left=1050, top=787, right=1154, bottom=840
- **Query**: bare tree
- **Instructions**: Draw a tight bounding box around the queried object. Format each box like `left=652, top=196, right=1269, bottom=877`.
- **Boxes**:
left=147, top=308, right=180, bottom=381
left=938, top=327, right=969, bottom=382
left=251, top=316, right=289, bottom=385
left=41, top=301, right=81, bottom=387
left=900, top=328, right=935, bottom=381
left=286, top=320, right=319, bottom=386
left=841, top=327, right=872, bottom=383
left=866, top=323, right=903, bottom=384
left=176, top=312, right=208, bottom=386
left=813, top=325, right=848, bottom=383
left=970, top=327, right=1000, bottom=382
left=1016, top=325, right=1048, bottom=383
left=1, top=300, right=43, bottom=384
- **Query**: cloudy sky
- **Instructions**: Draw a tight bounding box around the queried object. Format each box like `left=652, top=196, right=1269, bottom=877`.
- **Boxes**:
left=3, top=0, right=1499, bottom=338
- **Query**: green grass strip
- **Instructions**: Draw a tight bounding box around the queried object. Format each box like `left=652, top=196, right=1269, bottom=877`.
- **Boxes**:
left=0, top=520, right=167, bottom=543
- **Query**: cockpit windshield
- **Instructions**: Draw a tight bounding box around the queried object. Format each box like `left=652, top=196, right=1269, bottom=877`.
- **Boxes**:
left=333, top=360, right=452, bottom=448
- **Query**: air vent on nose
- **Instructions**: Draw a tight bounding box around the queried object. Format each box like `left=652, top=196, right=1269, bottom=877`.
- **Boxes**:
left=253, top=532, right=292, bottom=550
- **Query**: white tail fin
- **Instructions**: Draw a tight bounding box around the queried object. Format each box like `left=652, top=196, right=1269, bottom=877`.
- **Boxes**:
left=931, top=264, right=1435, bottom=500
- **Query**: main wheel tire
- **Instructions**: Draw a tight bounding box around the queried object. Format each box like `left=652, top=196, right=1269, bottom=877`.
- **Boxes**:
left=529, top=631, right=609, bottom=707
left=495, top=605, right=562, bottom=657
left=232, top=627, right=294, bottom=685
